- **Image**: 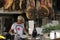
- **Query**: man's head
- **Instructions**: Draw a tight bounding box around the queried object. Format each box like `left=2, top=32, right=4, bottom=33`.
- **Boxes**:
left=17, top=16, right=24, bottom=23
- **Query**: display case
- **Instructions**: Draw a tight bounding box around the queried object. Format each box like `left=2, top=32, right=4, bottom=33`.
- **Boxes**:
left=0, top=17, right=4, bottom=34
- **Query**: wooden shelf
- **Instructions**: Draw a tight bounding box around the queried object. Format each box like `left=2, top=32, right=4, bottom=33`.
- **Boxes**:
left=0, top=10, right=24, bottom=14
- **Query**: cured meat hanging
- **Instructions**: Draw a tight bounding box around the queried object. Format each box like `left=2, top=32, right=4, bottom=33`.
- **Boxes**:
left=4, top=0, right=13, bottom=10
left=29, top=0, right=35, bottom=7
left=21, top=0, right=27, bottom=11
left=14, top=0, right=20, bottom=11
left=40, top=0, right=46, bottom=5
left=4, top=0, right=27, bottom=11
left=4, top=0, right=20, bottom=11
left=26, top=0, right=37, bottom=19
left=47, top=0, right=55, bottom=20
left=26, top=7, right=37, bottom=19
left=37, top=0, right=49, bottom=17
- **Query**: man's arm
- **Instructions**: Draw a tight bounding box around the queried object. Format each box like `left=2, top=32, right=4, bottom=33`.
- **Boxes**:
left=9, top=28, right=13, bottom=33
left=9, top=28, right=17, bottom=35
left=24, top=23, right=28, bottom=35
left=8, top=23, right=15, bottom=34
left=24, top=28, right=28, bottom=35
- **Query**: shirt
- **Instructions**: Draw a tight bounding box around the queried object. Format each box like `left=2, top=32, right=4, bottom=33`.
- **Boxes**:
left=11, top=22, right=24, bottom=37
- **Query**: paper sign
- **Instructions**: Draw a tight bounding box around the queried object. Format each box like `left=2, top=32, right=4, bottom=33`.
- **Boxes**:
left=56, top=31, right=60, bottom=38
left=50, top=31, right=55, bottom=39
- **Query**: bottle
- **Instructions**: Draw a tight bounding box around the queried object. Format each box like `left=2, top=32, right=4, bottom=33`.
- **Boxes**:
left=32, top=27, right=37, bottom=38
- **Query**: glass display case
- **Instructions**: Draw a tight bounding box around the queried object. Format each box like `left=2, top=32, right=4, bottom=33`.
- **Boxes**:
left=0, top=17, right=4, bottom=34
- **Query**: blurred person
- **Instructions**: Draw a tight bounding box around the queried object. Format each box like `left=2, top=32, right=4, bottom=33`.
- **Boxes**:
left=9, top=16, right=28, bottom=40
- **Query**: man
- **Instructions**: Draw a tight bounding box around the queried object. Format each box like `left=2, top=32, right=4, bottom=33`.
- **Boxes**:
left=9, top=16, right=28, bottom=40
